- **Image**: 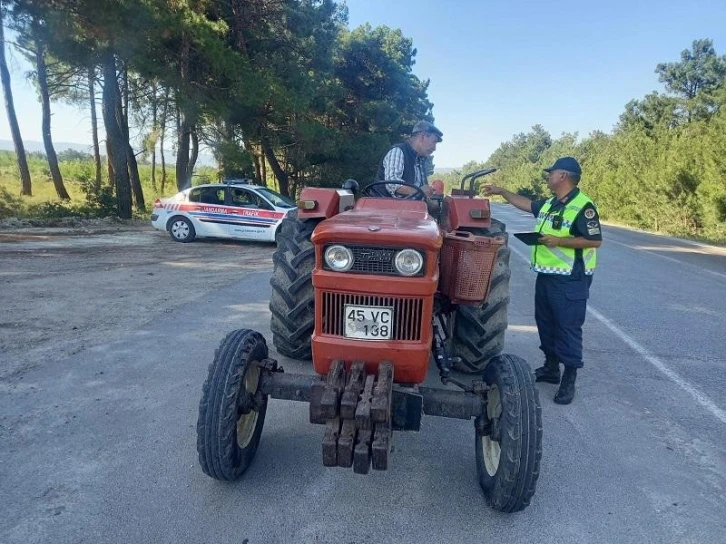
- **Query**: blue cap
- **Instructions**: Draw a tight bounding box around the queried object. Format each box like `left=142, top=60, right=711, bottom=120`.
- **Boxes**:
left=544, top=157, right=581, bottom=175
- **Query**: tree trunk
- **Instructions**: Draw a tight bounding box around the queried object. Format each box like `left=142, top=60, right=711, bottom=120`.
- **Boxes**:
left=106, top=138, right=115, bottom=186
left=0, top=14, right=32, bottom=195
left=230, top=0, right=249, bottom=55
left=102, top=54, right=132, bottom=218
left=160, top=87, right=169, bottom=193
left=115, top=95, right=144, bottom=210
left=122, top=65, right=129, bottom=128
left=150, top=83, right=157, bottom=192
left=126, top=141, right=144, bottom=210
left=261, top=136, right=289, bottom=196
left=187, top=126, right=199, bottom=179
left=118, top=61, right=143, bottom=208
left=261, top=144, right=267, bottom=185
left=242, top=134, right=261, bottom=184
left=35, top=38, right=69, bottom=200
left=252, top=151, right=261, bottom=184
left=176, top=108, right=191, bottom=190
left=89, top=67, right=102, bottom=193
left=175, top=35, right=193, bottom=191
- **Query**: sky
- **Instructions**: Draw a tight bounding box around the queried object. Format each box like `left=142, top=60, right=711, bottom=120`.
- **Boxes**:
left=0, top=0, right=725, bottom=169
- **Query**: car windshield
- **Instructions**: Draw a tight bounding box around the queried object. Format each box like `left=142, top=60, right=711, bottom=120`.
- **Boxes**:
left=255, top=187, right=295, bottom=208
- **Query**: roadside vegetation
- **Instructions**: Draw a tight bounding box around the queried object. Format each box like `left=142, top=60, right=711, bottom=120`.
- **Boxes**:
left=0, top=149, right=215, bottom=220
left=439, top=40, right=726, bottom=244
left=0, top=2, right=723, bottom=243
left=0, top=1, right=434, bottom=220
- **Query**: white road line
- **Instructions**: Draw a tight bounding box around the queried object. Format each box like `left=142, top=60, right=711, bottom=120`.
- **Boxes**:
left=607, top=238, right=726, bottom=281
left=509, top=242, right=726, bottom=425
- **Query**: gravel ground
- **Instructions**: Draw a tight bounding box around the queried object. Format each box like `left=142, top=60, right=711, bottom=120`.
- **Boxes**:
left=0, top=218, right=276, bottom=383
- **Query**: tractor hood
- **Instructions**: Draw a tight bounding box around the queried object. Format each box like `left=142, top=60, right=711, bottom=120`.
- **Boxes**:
left=311, top=197, right=443, bottom=252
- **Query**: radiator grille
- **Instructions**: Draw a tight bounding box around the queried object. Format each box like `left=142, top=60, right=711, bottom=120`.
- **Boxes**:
left=323, top=245, right=424, bottom=276
left=321, top=292, right=424, bottom=341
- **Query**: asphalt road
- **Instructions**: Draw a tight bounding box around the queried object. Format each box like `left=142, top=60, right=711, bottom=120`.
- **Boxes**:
left=1, top=206, right=725, bottom=544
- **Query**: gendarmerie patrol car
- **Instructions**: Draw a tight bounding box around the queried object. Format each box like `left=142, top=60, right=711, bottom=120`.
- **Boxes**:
left=151, top=181, right=295, bottom=243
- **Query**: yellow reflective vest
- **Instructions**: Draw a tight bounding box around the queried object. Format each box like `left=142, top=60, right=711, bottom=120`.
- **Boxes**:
left=532, top=191, right=598, bottom=275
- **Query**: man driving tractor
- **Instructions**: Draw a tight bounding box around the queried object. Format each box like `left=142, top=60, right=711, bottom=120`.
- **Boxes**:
left=376, top=120, right=443, bottom=197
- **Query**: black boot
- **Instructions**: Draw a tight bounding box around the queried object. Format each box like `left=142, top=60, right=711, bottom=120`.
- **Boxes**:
left=554, top=367, right=577, bottom=405
left=535, top=355, right=560, bottom=384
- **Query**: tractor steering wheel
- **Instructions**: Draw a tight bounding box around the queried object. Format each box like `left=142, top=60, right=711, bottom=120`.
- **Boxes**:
left=363, top=181, right=428, bottom=201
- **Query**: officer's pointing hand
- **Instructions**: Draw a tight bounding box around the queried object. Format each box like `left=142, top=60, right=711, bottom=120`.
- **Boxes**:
left=482, top=184, right=502, bottom=196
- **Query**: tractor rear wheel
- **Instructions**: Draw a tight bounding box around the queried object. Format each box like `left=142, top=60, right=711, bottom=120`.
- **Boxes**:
left=269, top=211, right=318, bottom=360
left=197, top=329, right=268, bottom=481
left=476, top=354, right=542, bottom=512
left=452, top=220, right=511, bottom=373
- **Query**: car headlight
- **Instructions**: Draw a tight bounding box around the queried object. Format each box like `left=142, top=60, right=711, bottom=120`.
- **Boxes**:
left=394, top=249, right=424, bottom=276
left=324, top=245, right=354, bottom=272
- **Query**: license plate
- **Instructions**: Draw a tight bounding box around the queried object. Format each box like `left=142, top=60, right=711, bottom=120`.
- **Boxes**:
left=344, top=305, right=393, bottom=340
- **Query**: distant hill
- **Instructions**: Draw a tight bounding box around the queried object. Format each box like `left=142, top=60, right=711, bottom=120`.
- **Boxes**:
left=1, top=139, right=453, bottom=172
left=0, top=139, right=217, bottom=167
left=0, top=139, right=93, bottom=155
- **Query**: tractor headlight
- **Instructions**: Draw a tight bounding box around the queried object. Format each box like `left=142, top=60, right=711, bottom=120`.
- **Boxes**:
left=324, top=245, right=354, bottom=272
left=394, top=249, right=424, bottom=276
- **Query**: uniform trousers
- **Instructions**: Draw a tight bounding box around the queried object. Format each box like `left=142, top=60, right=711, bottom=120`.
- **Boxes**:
left=534, top=263, right=593, bottom=369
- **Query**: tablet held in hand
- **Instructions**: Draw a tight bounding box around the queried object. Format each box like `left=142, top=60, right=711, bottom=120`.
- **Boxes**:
left=513, top=232, right=543, bottom=246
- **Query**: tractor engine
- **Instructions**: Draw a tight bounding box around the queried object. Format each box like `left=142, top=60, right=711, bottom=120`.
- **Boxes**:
left=309, top=197, right=442, bottom=384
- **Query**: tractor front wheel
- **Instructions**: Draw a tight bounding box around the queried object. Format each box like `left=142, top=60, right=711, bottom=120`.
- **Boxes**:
left=197, top=329, right=268, bottom=481
left=475, top=354, right=542, bottom=512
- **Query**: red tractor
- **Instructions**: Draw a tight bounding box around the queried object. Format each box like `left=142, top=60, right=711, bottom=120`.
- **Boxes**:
left=196, top=170, right=542, bottom=512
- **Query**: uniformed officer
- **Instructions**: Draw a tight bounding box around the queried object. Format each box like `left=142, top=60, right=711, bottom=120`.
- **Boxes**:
left=483, top=157, right=602, bottom=404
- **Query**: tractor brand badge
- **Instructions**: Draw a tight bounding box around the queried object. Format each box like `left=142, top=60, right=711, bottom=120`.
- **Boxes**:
left=584, top=208, right=596, bottom=219
left=367, top=225, right=381, bottom=232
left=358, top=249, right=393, bottom=262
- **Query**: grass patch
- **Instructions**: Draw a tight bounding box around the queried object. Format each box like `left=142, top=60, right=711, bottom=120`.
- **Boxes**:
left=0, top=150, right=217, bottom=220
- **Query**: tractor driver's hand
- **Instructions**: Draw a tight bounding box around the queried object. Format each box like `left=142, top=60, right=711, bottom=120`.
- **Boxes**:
left=482, top=184, right=503, bottom=196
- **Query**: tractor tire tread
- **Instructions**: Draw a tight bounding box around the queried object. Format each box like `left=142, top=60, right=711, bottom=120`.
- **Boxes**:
left=197, top=329, right=268, bottom=481
left=269, top=211, right=318, bottom=360
left=477, top=354, right=542, bottom=512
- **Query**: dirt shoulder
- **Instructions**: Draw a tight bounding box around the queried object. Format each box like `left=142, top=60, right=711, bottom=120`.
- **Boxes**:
left=0, top=220, right=276, bottom=384
left=0, top=216, right=149, bottom=240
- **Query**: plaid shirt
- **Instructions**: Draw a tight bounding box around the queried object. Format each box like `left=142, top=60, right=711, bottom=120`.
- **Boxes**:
left=382, top=147, right=431, bottom=196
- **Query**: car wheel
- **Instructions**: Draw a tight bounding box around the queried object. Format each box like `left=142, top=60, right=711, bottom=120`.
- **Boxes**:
left=168, top=216, right=196, bottom=243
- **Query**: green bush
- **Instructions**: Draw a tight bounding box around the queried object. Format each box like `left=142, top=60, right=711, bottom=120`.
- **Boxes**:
left=0, top=186, right=24, bottom=217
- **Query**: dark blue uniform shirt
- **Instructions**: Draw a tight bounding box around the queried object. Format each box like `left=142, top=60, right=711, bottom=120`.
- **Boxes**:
left=531, top=188, right=603, bottom=269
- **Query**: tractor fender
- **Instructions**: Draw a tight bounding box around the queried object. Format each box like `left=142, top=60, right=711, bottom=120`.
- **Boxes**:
left=443, top=196, right=493, bottom=231
left=297, top=187, right=355, bottom=219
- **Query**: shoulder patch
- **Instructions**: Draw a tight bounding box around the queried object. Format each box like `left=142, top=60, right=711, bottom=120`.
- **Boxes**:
left=587, top=220, right=600, bottom=229
left=584, top=208, right=596, bottom=219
